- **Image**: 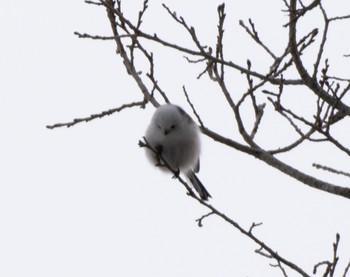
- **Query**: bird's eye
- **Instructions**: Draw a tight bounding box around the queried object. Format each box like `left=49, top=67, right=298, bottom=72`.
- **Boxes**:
left=157, top=125, right=161, bottom=129
left=171, top=125, right=176, bottom=129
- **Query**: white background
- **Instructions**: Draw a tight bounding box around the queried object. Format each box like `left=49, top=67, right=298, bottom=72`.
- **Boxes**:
left=1, top=1, right=350, bottom=276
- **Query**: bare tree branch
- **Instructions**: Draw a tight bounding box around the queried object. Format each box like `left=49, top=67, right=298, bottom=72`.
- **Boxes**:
left=313, top=164, right=350, bottom=179
left=49, top=0, right=350, bottom=275
left=46, top=100, right=146, bottom=129
left=313, top=234, right=340, bottom=277
left=343, top=261, right=350, bottom=277
left=288, top=0, right=350, bottom=117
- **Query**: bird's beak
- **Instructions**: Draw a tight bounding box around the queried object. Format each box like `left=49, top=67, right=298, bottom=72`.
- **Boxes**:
left=163, top=129, right=169, bottom=136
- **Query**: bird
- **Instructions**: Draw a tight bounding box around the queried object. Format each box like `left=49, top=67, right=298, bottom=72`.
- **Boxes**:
left=144, top=104, right=211, bottom=201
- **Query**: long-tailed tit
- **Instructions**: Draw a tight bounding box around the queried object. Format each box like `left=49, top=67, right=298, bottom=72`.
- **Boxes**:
left=145, top=104, right=211, bottom=201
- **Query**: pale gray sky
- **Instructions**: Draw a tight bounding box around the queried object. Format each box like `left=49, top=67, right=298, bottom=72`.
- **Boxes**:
left=1, top=1, right=350, bottom=276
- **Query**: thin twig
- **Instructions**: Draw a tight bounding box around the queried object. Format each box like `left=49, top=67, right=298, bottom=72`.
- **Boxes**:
left=85, top=0, right=102, bottom=6
left=195, top=212, right=214, bottom=227
left=239, top=19, right=277, bottom=59
left=74, top=31, right=135, bottom=40
left=313, top=233, right=340, bottom=276
left=343, top=261, right=350, bottom=277
left=249, top=222, right=263, bottom=234
left=313, top=164, right=350, bottom=178
left=46, top=100, right=146, bottom=129
left=271, top=260, right=289, bottom=277
left=183, top=86, right=205, bottom=127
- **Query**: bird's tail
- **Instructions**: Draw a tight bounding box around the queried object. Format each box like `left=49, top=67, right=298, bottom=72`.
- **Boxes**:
left=187, top=171, right=211, bottom=201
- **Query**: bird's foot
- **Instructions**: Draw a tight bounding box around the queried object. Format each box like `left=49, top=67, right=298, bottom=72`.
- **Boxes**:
left=155, top=145, right=164, bottom=166
left=172, top=169, right=180, bottom=179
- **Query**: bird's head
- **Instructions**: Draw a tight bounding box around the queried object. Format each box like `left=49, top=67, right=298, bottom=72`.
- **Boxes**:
left=152, top=104, right=192, bottom=136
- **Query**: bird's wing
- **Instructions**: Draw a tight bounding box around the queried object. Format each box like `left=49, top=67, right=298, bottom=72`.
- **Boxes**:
left=194, top=159, right=200, bottom=173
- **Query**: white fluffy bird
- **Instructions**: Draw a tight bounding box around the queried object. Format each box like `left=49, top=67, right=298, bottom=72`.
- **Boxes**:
left=145, top=104, right=211, bottom=201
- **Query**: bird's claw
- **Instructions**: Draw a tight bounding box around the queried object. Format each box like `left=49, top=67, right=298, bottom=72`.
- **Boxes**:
left=172, top=169, right=180, bottom=179
left=155, top=145, right=163, bottom=154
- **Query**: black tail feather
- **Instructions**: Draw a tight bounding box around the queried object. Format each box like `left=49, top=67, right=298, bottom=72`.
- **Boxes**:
left=187, top=171, right=211, bottom=201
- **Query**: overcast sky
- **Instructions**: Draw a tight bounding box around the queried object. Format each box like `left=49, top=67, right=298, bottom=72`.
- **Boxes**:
left=1, top=1, right=350, bottom=276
